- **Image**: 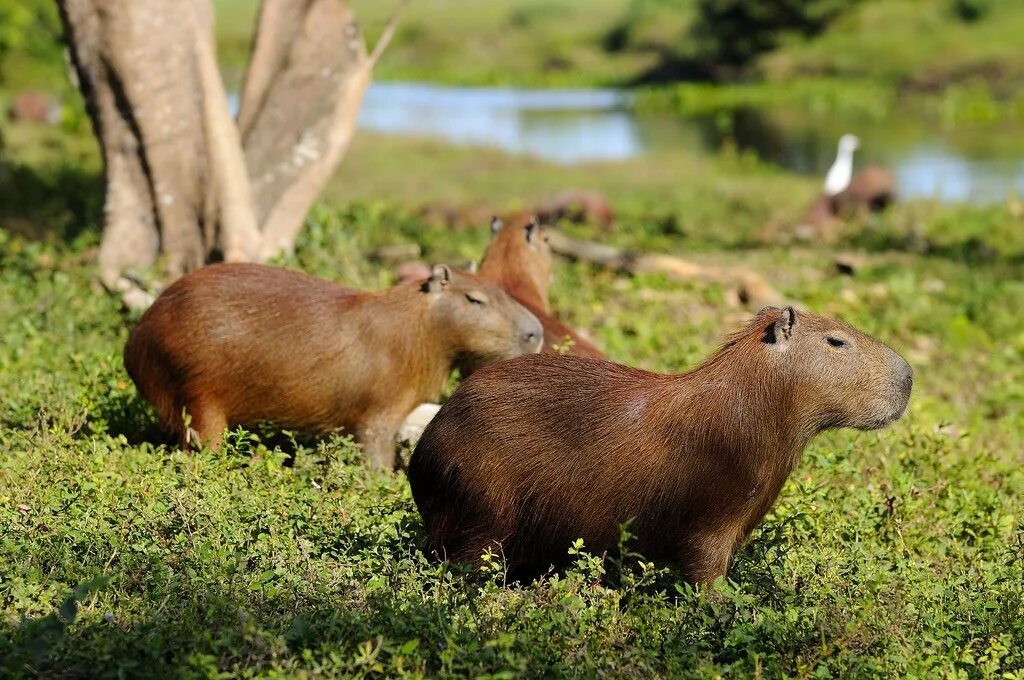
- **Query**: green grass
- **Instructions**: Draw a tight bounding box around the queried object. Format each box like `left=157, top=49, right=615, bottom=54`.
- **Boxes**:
left=2, top=3, right=1024, bottom=674
left=758, top=0, right=1024, bottom=94
left=210, top=0, right=1024, bottom=97
left=2, top=171, right=1024, bottom=675
left=214, top=0, right=671, bottom=88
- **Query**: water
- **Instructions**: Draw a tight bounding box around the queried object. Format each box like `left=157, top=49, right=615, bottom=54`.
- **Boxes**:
left=235, top=82, right=1024, bottom=205
left=358, top=82, right=1024, bottom=205
left=358, top=83, right=641, bottom=164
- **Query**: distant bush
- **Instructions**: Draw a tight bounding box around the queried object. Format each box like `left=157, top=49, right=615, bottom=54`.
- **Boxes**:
left=0, top=0, right=63, bottom=82
left=952, top=0, right=992, bottom=22
left=693, top=0, right=861, bottom=69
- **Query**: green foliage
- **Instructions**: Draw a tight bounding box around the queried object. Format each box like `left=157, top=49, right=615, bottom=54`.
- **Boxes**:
left=0, top=0, right=63, bottom=87
left=2, top=188, right=1023, bottom=675
left=693, top=0, right=861, bottom=69
left=952, top=0, right=992, bottom=23
left=0, top=0, right=59, bottom=59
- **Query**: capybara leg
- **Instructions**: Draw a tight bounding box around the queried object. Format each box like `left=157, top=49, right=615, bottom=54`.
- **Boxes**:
left=685, top=528, right=740, bottom=586
left=355, top=420, right=401, bottom=471
left=182, top=403, right=228, bottom=452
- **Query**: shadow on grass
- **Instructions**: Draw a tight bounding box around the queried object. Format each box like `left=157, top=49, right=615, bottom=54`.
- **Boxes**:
left=0, top=156, right=103, bottom=242
left=88, top=387, right=366, bottom=469
left=89, top=387, right=170, bottom=448
left=0, top=571, right=468, bottom=677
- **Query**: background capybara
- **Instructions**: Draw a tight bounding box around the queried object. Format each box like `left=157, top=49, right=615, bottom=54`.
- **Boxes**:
left=124, top=262, right=543, bottom=469
left=478, top=216, right=605, bottom=358
left=533, top=190, right=615, bottom=231
left=409, top=307, right=913, bottom=583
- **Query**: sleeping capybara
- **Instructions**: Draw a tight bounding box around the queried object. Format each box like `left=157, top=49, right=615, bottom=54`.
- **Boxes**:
left=409, top=306, right=912, bottom=583
left=124, top=262, right=542, bottom=469
left=478, top=216, right=605, bottom=358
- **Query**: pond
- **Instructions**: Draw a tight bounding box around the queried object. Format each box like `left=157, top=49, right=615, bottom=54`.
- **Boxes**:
left=357, top=82, right=1024, bottom=205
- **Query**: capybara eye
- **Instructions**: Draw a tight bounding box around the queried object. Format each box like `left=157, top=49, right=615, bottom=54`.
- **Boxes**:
left=465, top=293, right=487, bottom=306
left=826, top=336, right=848, bottom=348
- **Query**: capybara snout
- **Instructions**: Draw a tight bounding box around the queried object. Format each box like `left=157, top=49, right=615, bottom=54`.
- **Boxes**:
left=430, top=265, right=543, bottom=362
left=760, top=306, right=914, bottom=430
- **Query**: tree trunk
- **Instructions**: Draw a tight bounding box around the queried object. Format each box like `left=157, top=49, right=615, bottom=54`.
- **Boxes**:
left=57, top=0, right=406, bottom=306
left=237, top=0, right=372, bottom=260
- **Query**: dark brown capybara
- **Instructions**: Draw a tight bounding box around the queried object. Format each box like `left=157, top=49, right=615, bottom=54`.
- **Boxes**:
left=124, top=262, right=543, bottom=469
left=408, top=306, right=913, bottom=583
left=478, top=216, right=605, bottom=358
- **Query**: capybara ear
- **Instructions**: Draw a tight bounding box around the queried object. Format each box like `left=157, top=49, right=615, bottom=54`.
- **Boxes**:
left=490, top=216, right=504, bottom=234
left=525, top=216, right=541, bottom=243
left=774, top=306, right=798, bottom=343
left=426, top=264, right=452, bottom=293
left=761, top=306, right=798, bottom=346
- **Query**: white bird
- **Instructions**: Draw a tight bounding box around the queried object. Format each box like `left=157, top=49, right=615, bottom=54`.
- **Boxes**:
left=824, top=133, right=861, bottom=196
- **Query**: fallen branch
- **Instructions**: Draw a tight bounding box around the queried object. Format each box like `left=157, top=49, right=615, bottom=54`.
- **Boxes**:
left=547, top=230, right=786, bottom=309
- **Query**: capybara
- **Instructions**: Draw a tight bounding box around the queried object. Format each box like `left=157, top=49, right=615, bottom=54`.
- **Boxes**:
left=534, top=190, right=615, bottom=230
left=838, top=165, right=896, bottom=215
left=8, top=90, right=61, bottom=125
left=801, top=166, right=896, bottom=234
left=409, top=306, right=913, bottom=583
left=478, top=216, right=605, bottom=358
left=124, top=262, right=543, bottom=469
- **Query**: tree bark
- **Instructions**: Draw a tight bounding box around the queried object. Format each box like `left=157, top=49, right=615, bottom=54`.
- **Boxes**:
left=238, top=0, right=371, bottom=259
left=57, top=0, right=407, bottom=306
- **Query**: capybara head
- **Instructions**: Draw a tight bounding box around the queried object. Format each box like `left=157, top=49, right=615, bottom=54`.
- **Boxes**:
left=423, top=264, right=543, bottom=364
left=479, top=216, right=552, bottom=305
left=750, top=306, right=913, bottom=431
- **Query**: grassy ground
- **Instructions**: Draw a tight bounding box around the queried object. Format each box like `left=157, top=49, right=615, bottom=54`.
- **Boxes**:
left=1, top=2, right=1023, bottom=676
left=214, top=0, right=674, bottom=89
left=213, top=0, right=1024, bottom=94
left=2, top=144, right=1024, bottom=674
left=758, top=0, right=1024, bottom=95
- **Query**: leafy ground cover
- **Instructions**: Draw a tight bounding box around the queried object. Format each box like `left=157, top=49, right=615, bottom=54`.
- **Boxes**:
left=1, top=1, right=1023, bottom=675
left=1, top=176, right=1023, bottom=675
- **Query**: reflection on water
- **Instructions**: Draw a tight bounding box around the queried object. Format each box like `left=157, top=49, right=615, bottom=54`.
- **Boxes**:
left=236, top=82, right=1024, bottom=205
left=358, top=83, right=642, bottom=163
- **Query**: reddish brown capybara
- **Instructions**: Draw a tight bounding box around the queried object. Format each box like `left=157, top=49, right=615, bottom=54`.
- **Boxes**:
left=478, top=216, right=605, bottom=359
left=124, top=262, right=543, bottom=469
left=408, top=306, right=913, bottom=583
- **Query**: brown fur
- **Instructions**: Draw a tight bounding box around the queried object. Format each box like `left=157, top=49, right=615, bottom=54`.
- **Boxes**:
left=8, top=90, right=61, bottom=125
left=408, top=307, right=913, bottom=583
left=803, top=166, right=896, bottom=232
left=124, top=262, right=542, bottom=469
left=478, top=216, right=605, bottom=359
left=837, top=165, right=896, bottom=215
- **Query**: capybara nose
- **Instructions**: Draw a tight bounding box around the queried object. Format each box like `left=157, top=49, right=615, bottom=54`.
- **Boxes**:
left=900, top=359, right=913, bottom=390
left=893, top=356, right=913, bottom=404
left=520, top=318, right=543, bottom=352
